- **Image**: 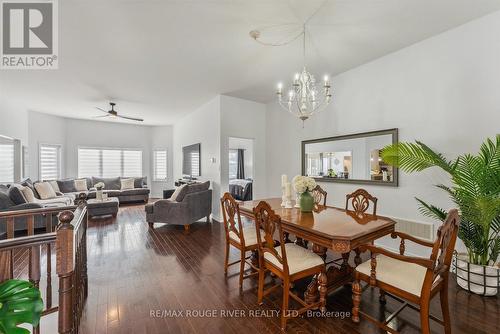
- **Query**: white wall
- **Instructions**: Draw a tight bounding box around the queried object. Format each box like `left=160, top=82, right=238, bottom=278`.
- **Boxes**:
left=265, top=11, right=500, bottom=255
left=21, top=112, right=174, bottom=198
left=65, top=118, right=153, bottom=185
left=28, top=111, right=67, bottom=180
left=220, top=95, right=267, bottom=199
left=173, top=96, right=222, bottom=219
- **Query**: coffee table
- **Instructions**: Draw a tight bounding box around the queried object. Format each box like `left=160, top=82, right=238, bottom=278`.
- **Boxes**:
left=87, top=197, right=120, bottom=218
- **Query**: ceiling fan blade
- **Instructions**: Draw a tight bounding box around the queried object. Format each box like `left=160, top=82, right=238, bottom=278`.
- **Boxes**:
left=117, top=114, right=144, bottom=122
left=95, top=107, right=109, bottom=113
left=92, top=114, right=111, bottom=119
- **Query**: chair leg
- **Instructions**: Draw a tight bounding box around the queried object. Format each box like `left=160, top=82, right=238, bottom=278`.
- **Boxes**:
left=281, top=278, right=290, bottom=331
left=148, top=222, right=154, bottom=229
left=224, top=242, right=230, bottom=275
left=352, top=279, right=361, bottom=323
left=257, top=266, right=265, bottom=305
left=184, top=225, right=190, bottom=234
left=318, top=271, right=327, bottom=312
left=420, top=300, right=431, bottom=334
left=440, top=285, right=451, bottom=334
left=239, top=251, right=245, bottom=288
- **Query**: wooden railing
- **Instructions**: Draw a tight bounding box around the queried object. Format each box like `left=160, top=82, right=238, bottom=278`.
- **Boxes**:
left=0, top=202, right=88, bottom=334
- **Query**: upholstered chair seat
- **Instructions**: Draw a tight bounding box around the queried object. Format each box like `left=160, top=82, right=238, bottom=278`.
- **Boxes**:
left=229, top=226, right=264, bottom=247
left=356, top=255, right=428, bottom=297
left=264, top=243, right=325, bottom=275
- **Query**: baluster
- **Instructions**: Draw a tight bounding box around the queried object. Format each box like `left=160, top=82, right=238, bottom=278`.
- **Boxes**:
left=29, top=244, right=41, bottom=334
left=6, top=217, right=14, bottom=239
left=46, top=213, right=53, bottom=232
left=0, top=250, right=13, bottom=281
left=27, top=215, right=35, bottom=236
left=46, top=243, right=52, bottom=309
left=56, top=210, right=75, bottom=334
left=399, top=238, right=405, bottom=255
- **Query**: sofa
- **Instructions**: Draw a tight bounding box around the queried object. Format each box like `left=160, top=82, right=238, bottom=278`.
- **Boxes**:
left=0, top=184, right=58, bottom=237
left=54, top=176, right=150, bottom=204
left=145, top=181, right=212, bottom=232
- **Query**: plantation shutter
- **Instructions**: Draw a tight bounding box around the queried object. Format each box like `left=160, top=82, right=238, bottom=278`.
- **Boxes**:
left=0, top=137, right=15, bottom=183
left=153, top=150, right=167, bottom=181
left=39, top=144, right=61, bottom=180
left=78, top=147, right=143, bottom=178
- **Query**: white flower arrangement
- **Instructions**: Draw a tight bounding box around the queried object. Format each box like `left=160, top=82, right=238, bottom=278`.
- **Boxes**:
left=94, top=182, right=105, bottom=190
left=292, top=175, right=316, bottom=194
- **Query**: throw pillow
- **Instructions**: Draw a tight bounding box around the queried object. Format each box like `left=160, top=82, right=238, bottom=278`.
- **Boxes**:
left=133, top=176, right=147, bottom=188
left=170, top=184, right=188, bottom=202
left=121, top=178, right=135, bottom=190
left=21, top=186, right=37, bottom=203
left=74, top=179, right=88, bottom=192
left=21, top=178, right=40, bottom=199
left=34, top=182, right=57, bottom=199
left=8, top=185, right=27, bottom=205
left=49, top=180, right=60, bottom=192
left=57, top=179, right=77, bottom=193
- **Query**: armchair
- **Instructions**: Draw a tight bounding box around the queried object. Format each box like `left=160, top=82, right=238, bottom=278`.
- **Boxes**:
left=352, top=209, right=460, bottom=334
left=145, top=188, right=212, bottom=233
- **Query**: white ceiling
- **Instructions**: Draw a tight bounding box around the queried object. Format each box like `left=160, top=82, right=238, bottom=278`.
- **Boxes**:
left=2, top=0, right=500, bottom=125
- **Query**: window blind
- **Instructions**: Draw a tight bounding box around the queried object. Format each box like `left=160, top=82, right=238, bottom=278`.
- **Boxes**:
left=39, top=144, right=61, bottom=180
left=0, top=137, right=14, bottom=183
left=153, top=150, right=167, bottom=181
left=78, top=147, right=143, bottom=178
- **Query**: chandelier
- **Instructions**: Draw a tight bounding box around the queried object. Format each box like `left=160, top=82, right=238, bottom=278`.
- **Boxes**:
left=275, top=25, right=332, bottom=123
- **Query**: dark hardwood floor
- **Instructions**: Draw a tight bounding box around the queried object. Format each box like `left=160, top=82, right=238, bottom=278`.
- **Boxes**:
left=76, top=204, right=498, bottom=334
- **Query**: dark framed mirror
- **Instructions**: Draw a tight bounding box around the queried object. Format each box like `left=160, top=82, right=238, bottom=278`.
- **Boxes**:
left=301, top=128, right=399, bottom=187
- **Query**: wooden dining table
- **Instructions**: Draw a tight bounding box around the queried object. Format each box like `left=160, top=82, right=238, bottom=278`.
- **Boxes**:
left=238, top=198, right=396, bottom=302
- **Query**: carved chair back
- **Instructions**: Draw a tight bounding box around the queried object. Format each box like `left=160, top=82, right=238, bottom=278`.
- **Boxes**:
left=428, top=209, right=460, bottom=282
left=221, top=193, right=246, bottom=246
left=345, top=189, right=378, bottom=215
left=312, top=185, right=327, bottom=206
left=253, top=201, right=289, bottom=275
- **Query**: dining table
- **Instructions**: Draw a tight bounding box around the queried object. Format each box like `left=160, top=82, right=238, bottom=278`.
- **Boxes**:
left=238, top=198, right=396, bottom=302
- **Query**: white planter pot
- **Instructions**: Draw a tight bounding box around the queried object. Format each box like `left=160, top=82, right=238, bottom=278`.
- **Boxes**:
left=453, top=253, right=500, bottom=296
left=96, top=190, right=103, bottom=201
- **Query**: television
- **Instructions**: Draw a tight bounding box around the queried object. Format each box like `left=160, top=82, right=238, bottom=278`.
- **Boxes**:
left=182, top=143, right=201, bottom=178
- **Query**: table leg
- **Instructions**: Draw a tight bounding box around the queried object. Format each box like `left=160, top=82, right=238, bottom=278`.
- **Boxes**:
left=304, top=244, right=328, bottom=304
left=354, top=248, right=362, bottom=267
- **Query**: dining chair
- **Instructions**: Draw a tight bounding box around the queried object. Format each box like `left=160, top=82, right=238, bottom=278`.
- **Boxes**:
left=221, top=192, right=263, bottom=287
left=253, top=201, right=327, bottom=331
left=351, top=209, right=460, bottom=334
left=345, top=188, right=378, bottom=215
left=312, top=185, right=327, bottom=206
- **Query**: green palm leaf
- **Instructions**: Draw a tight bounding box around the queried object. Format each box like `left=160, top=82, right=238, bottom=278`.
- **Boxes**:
left=382, top=135, right=500, bottom=265
left=0, top=280, right=43, bottom=334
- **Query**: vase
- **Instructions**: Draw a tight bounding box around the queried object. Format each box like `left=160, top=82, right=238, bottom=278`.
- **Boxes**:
left=299, top=191, right=314, bottom=213
left=453, top=253, right=499, bottom=296
left=96, top=189, right=103, bottom=201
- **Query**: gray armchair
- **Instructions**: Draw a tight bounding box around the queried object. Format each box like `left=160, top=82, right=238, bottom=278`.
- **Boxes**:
left=145, top=188, right=212, bottom=232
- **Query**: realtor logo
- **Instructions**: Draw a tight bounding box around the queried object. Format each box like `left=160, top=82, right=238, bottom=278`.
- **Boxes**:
left=1, top=0, right=58, bottom=69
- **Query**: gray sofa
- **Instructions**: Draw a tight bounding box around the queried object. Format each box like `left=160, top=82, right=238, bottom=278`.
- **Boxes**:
left=145, top=181, right=212, bottom=231
left=0, top=184, right=55, bottom=237
left=55, top=176, right=150, bottom=204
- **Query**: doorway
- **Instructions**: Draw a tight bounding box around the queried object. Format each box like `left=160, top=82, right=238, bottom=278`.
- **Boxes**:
left=227, top=137, right=253, bottom=200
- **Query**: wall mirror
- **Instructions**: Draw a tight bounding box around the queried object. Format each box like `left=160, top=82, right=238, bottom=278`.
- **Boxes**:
left=301, top=128, right=398, bottom=187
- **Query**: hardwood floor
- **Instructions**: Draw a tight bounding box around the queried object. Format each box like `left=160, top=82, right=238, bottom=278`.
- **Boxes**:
left=76, top=204, right=498, bottom=334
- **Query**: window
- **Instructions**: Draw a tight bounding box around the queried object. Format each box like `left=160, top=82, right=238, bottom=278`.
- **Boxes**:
left=228, top=149, right=238, bottom=180
left=0, top=136, right=15, bottom=183
left=153, top=150, right=167, bottom=181
left=39, top=144, right=61, bottom=180
left=78, top=147, right=143, bottom=178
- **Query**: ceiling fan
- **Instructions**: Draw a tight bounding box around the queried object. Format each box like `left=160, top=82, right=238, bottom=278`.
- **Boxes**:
left=94, top=102, right=144, bottom=122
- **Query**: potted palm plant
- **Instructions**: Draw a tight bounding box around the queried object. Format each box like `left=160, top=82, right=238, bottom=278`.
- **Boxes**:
left=0, top=279, right=43, bottom=333
left=381, top=135, right=500, bottom=296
